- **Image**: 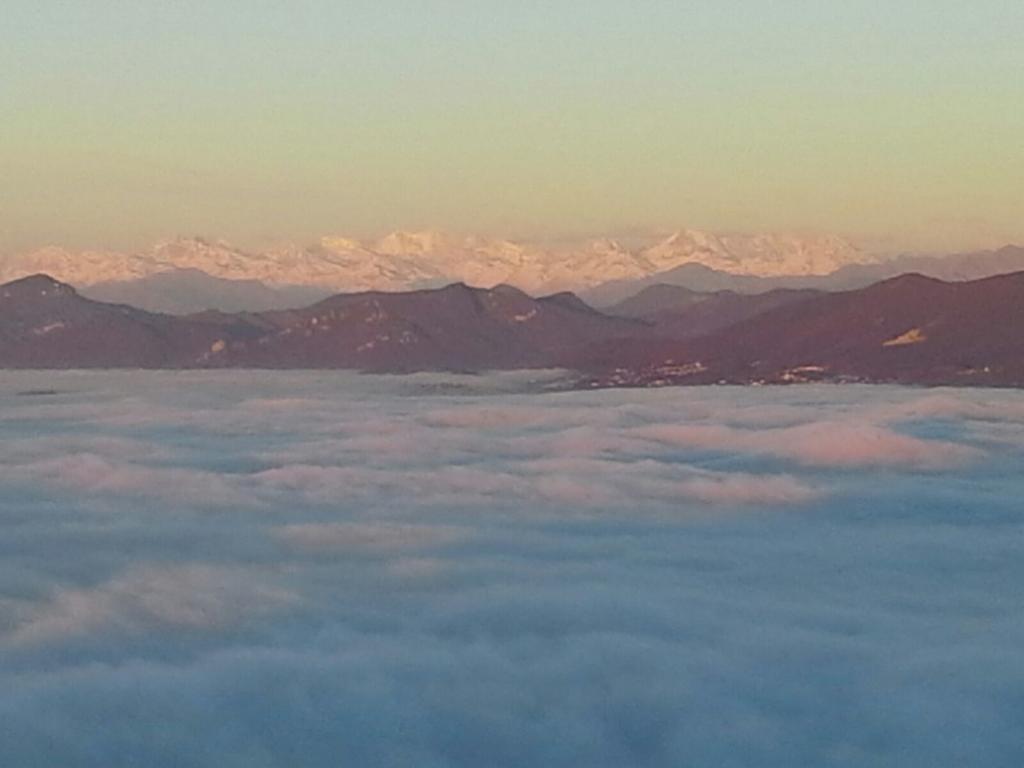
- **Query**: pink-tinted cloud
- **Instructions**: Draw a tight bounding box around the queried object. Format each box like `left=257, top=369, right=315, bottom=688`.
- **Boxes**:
left=634, top=420, right=980, bottom=469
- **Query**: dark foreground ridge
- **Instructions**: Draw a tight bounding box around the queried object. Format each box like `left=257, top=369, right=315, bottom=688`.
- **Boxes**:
left=579, top=272, right=1024, bottom=388
left=0, top=274, right=643, bottom=372
left=2, top=271, right=1023, bottom=387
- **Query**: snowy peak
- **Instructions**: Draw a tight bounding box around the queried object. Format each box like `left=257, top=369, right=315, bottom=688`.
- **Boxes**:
left=640, top=231, right=870, bottom=277
left=0, top=247, right=146, bottom=287
left=373, top=230, right=457, bottom=256
left=316, top=236, right=365, bottom=253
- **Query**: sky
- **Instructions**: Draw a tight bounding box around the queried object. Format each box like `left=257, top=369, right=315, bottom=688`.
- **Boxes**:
left=1, top=371, right=1023, bottom=765
left=1, top=1, right=1022, bottom=255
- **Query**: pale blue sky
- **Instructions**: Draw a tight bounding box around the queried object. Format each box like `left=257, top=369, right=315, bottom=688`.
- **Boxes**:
left=2, top=1, right=1022, bottom=253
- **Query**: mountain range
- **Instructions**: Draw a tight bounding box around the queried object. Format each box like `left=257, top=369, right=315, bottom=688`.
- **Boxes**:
left=0, top=274, right=642, bottom=372
left=3, top=233, right=1020, bottom=319
left=584, top=245, right=1024, bottom=306
left=580, top=272, right=1024, bottom=388
left=2, top=270, right=1022, bottom=387
left=0, top=230, right=873, bottom=301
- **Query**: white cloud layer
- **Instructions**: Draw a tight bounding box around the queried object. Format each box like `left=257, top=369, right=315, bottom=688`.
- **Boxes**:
left=0, top=372, right=1021, bottom=766
left=6, top=565, right=296, bottom=647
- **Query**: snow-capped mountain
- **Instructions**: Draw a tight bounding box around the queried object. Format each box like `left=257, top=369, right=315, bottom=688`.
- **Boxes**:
left=0, top=230, right=875, bottom=295
left=0, top=246, right=150, bottom=286
left=639, top=231, right=867, bottom=277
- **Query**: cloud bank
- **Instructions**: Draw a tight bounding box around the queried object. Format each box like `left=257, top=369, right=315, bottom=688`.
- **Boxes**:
left=0, top=372, right=1021, bottom=766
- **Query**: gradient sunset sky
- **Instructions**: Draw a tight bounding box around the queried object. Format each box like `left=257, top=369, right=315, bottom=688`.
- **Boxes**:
left=2, top=1, right=1021, bottom=255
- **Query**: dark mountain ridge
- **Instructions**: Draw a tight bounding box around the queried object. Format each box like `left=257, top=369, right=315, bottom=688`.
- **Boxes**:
left=3, top=271, right=1023, bottom=387
left=580, top=271, right=1024, bottom=387
left=0, top=275, right=645, bottom=372
left=0, top=275, right=257, bottom=368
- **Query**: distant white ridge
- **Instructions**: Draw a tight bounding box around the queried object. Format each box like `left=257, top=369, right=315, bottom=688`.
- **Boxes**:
left=0, top=230, right=874, bottom=294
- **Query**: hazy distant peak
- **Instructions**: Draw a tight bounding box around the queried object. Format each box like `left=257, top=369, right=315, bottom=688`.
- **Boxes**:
left=641, top=230, right=871, bottom=278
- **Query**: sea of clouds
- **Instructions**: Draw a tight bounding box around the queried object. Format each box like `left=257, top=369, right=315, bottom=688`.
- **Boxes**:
left=0, top=370, right=1022, bottom=766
